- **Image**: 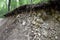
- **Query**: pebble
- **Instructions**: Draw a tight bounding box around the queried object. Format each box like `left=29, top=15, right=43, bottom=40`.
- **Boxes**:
left=22, top=21, right=26, bottom=25
left=55, top=36, right=58, bottom=39
left=32, top=20, right=36, bottom=25
left=34, top=32, right=37, bottom=35
left=36, top=18, right=43, bottom=24
left=16, top=15, right=20, bottom=18
left=38, top=33, right=41, bottom=36
left=37, top=13, right=42, bottom=17
left=42, top=29, right=48, bottom=37
left=58, top=17, right=60, bottom=22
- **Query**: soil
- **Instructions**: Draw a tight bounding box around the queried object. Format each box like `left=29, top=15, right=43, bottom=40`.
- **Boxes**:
left=0, top=10, right=60, bottom=40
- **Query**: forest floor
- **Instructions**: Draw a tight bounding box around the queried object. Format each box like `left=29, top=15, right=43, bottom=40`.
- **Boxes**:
left=0, top=10, right=60, bottom=40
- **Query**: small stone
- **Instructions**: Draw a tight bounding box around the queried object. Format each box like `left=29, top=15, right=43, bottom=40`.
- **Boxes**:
left=31, top=31, right=34, bottom=32
left=46, top=23, right=48, bottom=25
left=32, top=20, right=36, bottom=25
left=42, top=29, right=48, bottom=37
left=36, top=29, right=38, bottom=31
left=36, top=18, right=43, bottom=24
left=55, top=15, right=58, bottom=18
left=16, top=15, right=20, bottom=18
left=22, top=21, right=26, bottom=25
left=38, top=33, right=41, bottom=36
left=37, top=13, right=42, bottom=17
left=58, top=17, right=60, bottom=22
left=55, top=36, right=58, bottom=39
left=35, top=23, right=40, bottom=26
left=36, top=19, right=40, bottom=22
left=34, top=32, right=37, bottom=35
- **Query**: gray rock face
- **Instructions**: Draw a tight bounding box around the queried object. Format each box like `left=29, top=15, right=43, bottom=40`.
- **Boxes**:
left=0, top=11, right=60, bottom=40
